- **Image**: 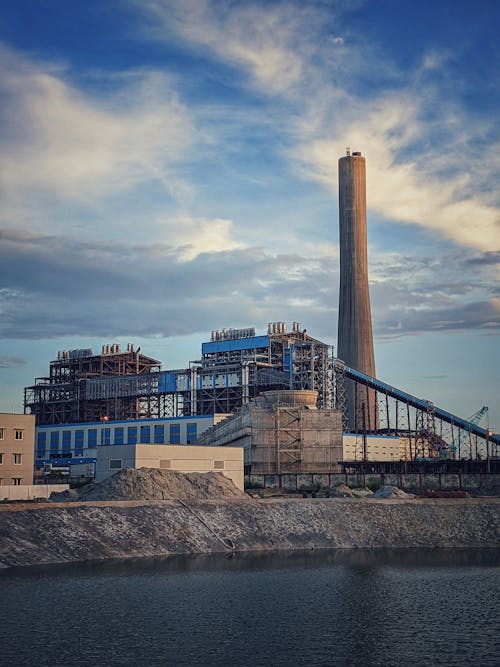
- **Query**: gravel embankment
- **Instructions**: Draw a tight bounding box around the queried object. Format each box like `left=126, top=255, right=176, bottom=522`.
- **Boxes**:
left=1, top=497, right=498, bottom=569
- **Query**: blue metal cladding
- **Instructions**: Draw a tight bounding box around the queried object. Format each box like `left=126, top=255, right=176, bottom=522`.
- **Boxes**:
left=169, top=423, right=181, bottom=444
left=202, top=335, right=269, bottom=355
left=36, top=432, right=47, bottom=456
left=154, top=425, right=164, bottom=443
left=114, top=427, right=124, bottom=445
left=128, top=427, right=137, bottom=444
left=140, top=425, right=151, bottom=443
left=62, top=431, right=72, bottom=455
left=284, top=349, right=291, bottom=373
left=101, top=428, right=111, bottom=446
left=158, top=371, right=177, bottom=393
left=88, top=429, right=97, bottom=447
left=186, top=422, right=197, bottom=443
left=50, top=431, right=59, bottom=453
left=75, top=430, right=84, bottom=456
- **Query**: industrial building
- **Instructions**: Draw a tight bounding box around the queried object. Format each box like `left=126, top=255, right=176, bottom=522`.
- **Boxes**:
left=25, top=323, right=334, bottom=426
left=34, top=414, right=229, bottom=474
left=194, top=390, right=343, bottom=473
left=342, top=434, right=410, bottom=462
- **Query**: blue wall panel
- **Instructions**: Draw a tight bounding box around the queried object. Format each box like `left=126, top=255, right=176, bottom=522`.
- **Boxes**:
left=202, top=335, right=269, bottom=355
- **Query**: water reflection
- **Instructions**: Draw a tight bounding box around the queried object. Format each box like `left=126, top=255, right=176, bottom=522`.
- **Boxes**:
left=1, top=549, right=499, bottom=667
left=2, top=546, right=499, bottom=581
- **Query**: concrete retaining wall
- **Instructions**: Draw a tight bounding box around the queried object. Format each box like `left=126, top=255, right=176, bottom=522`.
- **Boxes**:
left=246, top=473, right=500, bottom=495
left=0, top=484, right=70, bottom=501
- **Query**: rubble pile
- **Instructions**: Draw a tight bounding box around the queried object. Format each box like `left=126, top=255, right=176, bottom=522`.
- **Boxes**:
left=372, top=485, right=415, bottom=499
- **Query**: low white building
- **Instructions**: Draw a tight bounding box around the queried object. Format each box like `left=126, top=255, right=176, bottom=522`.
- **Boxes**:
left=343, top=434, right=409, bottom=461
left=96, top=444, right=244, bottom=490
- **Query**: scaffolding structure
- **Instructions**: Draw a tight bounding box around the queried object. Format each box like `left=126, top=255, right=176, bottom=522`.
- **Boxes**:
left=24, top=344, right=161, bottom=425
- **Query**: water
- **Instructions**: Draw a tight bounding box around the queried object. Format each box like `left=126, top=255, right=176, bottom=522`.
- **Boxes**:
left=1, top=549, right=499, bottom=667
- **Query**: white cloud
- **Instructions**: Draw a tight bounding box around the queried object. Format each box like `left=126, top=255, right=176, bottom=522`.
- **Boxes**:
left=0, top=48, right=196, bottom=206
left=160, top=216, right=244, bottom=260
left=293, top=94, right=500, bottom=252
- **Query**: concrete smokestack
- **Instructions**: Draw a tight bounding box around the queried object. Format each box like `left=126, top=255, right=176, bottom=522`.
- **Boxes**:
left=337, top=150, right=377, bottom=432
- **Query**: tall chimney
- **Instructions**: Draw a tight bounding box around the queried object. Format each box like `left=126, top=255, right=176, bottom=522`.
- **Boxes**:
left=337, top=150, right=377, bottom=432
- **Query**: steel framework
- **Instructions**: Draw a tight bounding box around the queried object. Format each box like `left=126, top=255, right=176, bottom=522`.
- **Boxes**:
left=334, top=360, right=500, bottom=460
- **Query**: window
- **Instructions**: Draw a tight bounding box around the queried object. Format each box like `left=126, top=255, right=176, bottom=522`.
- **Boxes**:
left=159, top=459, right=171, bottom=469
left=127, top=427, right=137, bottom=445
left=50, top=431, right=60, bottom=454
left=154, top=425, right=164, bottom=444
left=114, top=427, right=124, bottom=445
left=101, top=428, right=111, bottom=446
left=213, top=460, right=225, bottom=470
left=0, top=453, right=3, bottom=464
left=109, top=459, right=122, bottom=470
left=62, top=431, right=72, bottom=455
left=88, top=429, right=97, bottom=448
left=36, top=432, right=47, bottom=457
left=13, top=453, right=22, bottom=464
left=169, top=423, right=180, bottom=444
left=0, top=428, right=4, bottom=439
left=75, top=430, right=84, bottom=457
left=140, top=425, right=150, bottom=444
left=15, top=430, right=24, bottom=440
left=186, top=423, right=197, bottom=444
left=12, top=478, right=22, bottom=485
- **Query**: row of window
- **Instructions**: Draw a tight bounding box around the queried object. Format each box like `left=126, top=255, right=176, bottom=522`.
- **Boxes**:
left=0, top=453, right=23, bottom=464
left=0, top=428, right=24, bottom=440
left=0, top=478, right=23, bottom=486
left=36, top=423, right=198, bottom=456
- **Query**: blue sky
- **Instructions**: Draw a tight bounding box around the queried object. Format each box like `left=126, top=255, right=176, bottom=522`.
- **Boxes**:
left=0, top=0, right=498, bottom=430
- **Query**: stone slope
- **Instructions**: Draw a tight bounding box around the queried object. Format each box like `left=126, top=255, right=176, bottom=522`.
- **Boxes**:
left=0, top=497, right=498, bottom=569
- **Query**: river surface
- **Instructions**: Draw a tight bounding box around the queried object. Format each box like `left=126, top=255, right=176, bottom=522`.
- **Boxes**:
left=1, top=549, right=499, bottom=667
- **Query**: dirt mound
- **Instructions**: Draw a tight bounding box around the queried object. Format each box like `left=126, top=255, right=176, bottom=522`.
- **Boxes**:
left=372, top=485, right=414, bottom=499
left=351, top=487, right=374, bottom=498
left=329, top=484, right=355, bottom=498
left=51, top=468, right=245, bottom=502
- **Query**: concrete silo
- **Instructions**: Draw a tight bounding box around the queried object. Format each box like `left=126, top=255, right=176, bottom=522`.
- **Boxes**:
left=337, top=150, right=377, bottom=432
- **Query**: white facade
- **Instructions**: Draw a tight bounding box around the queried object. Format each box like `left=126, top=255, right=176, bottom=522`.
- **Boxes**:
left=343, top=434, right=408, bottom=461
left=96, top=444, right=244, bottom=490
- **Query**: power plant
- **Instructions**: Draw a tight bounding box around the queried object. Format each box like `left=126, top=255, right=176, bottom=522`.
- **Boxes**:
left=23, top=151, right=498, bottom=477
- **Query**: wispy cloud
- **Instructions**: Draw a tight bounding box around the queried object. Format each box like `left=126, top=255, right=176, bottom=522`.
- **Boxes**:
left=293, top=93, right=500, bottom=252
left=0, top=355, right=26, bottom=368
left=134, top=1, right=499, bottom=253
left=134, top=0, right=321, bottom=94
left=0, top=229, right=497, bottom=340
left=0, top=47, right=197, bottom=207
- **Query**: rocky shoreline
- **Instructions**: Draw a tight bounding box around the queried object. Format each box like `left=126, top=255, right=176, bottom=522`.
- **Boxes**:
left=1, top=497, right=499, bottom=569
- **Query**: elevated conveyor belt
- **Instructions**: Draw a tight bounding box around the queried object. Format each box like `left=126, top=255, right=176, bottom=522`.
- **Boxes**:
left=334, top=360, right=500, bottom=448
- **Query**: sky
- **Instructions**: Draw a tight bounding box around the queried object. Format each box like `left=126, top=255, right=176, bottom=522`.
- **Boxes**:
left=0, top=0, right=498, bottom=430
